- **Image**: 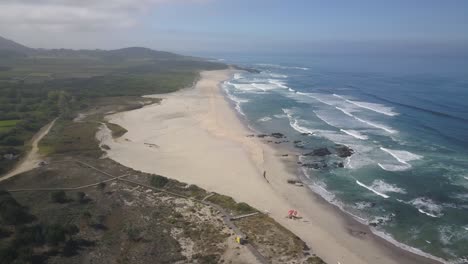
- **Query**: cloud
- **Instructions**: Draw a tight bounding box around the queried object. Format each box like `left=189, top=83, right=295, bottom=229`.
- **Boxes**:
left=0, top=0, right=210, bottom=32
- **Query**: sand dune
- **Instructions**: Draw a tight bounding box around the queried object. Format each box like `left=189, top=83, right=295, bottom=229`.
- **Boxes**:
left=98, top=70, right=440, bottom=264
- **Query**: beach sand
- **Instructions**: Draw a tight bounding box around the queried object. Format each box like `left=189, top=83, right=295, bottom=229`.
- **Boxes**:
left=98, top=70, right=441, bottom=264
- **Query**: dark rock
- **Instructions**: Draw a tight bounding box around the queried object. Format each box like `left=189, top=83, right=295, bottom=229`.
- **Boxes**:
left=301, top=163, right=321, bottom=169
left=301, top=133, right=310, bottom=136
left=303, top=148, right=331, bottom=157
left=257, top=134, right=268, bottom=138
left=333, top=162, right=344, bottom=168
left=271, top=132, right=286, bottom=139
left=335, top=144, right=354, bottom=158
left=293, top=140, right=302, bottom=144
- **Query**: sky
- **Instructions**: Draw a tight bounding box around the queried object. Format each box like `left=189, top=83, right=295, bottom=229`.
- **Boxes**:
left=1, top=0, right=467, bottom=55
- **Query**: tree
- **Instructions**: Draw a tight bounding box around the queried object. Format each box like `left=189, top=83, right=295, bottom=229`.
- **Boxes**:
left=50, top=191, right=67, bottom=203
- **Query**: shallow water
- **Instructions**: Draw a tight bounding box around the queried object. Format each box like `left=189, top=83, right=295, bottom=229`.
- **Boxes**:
left=215, top=54, right=468, bottom=262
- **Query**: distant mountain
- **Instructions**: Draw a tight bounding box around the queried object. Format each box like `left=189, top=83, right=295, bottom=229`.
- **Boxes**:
left=0, top=36, right=31, bottom=53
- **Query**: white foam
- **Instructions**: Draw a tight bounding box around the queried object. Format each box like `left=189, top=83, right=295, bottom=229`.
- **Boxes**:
left=354, top=201, right=374, bottom=210
left=336, top=107, right=398, bottom=134
left=258, top=116, right=272, bottom=122
left=340, top=129, right=368, bottom=140
left=370, top=179, right=406, bottom=194
left=378, top=163, right=411, bottom=171
left=269, top=73, right=288, bottom=78
left=233, top=73, right=243, bottom=80
left=380, top=147, right=423, bottom=165
left=228, top=82, right=258, bottom=91
left=223, top=88, right=248, bottom=116
left=273, top=114, right=287, bottom=119
left=371, top=230, right=448, bottom=264
left=354, top=116, right=397, bottom=134
left=333, top=94, right=398, bottom=116
left=410, top=197, right=444, bottom=218
left=335, top=106, right=354, bottom=117
left=268, top=79, right=289, bottom=89
left=464, top=176, right=468, bottom=180
left=356, top=180, right=390, bottom=198
left=283, top=108, right=318, bottom=135
left=256, top=63, right=309, bottom=71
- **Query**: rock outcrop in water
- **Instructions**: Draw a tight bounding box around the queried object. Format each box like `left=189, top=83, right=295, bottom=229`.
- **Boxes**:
left=303, top=148, right=331, bottom=157
left=335, top=144, right=354, bottom=158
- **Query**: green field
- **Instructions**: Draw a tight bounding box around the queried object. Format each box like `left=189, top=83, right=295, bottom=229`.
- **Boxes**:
left=0, top=119, right=20, bottom=132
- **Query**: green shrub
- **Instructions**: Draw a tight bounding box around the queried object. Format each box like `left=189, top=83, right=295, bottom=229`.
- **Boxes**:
left=44, top=224, right=66, bottom=245
left=150, top=175, right=169, bottom=188
left=75, top=192, right=86, bottom=203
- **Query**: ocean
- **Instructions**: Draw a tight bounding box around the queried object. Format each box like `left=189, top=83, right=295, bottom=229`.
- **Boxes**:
left=210, top=53, right=468, bottom=263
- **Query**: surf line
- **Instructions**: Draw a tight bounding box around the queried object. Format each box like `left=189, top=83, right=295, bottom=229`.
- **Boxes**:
left=355, top=180, right=390, bottom=199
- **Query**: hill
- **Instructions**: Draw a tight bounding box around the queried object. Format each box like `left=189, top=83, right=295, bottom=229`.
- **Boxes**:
left=0, top=36, right=31, bottom=53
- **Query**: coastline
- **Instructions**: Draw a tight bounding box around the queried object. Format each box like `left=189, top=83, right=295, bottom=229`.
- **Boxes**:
left=98, top=69, right=443, bottom=264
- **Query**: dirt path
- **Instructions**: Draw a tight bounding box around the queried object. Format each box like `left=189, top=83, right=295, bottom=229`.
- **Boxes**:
left=0, top=118, right=57, bottom=182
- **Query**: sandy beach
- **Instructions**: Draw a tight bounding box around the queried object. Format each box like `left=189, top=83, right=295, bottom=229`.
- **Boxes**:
left=98, top=69, right=442, bottom=264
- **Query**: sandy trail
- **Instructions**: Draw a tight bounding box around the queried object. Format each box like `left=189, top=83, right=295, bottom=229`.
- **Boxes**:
left=0, top=119, right=56, bottom=182
left=98, top=70, right=441, bottom=264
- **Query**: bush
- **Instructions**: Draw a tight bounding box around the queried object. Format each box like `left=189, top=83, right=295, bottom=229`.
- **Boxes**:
left=50, top=191, right=67, bottom=203
left=75, top=192, right=85, bottom=203
left=150, top=175, right=169, bottom=188
left=97, top=182, right=106, bottom=190
left=0, top=190, right=34, bottom=225
left=44, top=224, right=66, bottom=245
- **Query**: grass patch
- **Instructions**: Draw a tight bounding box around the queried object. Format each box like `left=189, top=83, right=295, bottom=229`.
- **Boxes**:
left=39, top=119, right=102, bottom=157
left=0, top=120, right=20, bottom=133
left=207, top=194, right=256, bottom=215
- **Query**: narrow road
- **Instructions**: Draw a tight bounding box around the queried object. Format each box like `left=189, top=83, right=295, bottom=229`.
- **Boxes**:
left=0, top=118, right=57, bottom=182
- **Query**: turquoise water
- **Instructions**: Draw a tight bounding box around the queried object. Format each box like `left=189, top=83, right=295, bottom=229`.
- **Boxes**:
left=216, top=54, right=468, bottom=263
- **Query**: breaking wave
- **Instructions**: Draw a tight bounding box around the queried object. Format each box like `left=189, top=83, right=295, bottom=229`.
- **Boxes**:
left=380, top=147, right=423, bottom=165
left=409, top=197, right=444, bottom=218
left=356, top=180, right=390, bottom=198
left=333, top=94, right=399, bottom=116
left=340, top=129, right=368, bottom=140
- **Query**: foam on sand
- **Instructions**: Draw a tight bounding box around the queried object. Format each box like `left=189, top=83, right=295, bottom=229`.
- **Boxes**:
left=356, top=180, right=390, bottom=198
left=333, top=94, right=398, bottom=116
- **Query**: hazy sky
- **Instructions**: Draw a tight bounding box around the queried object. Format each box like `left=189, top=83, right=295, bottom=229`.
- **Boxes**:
left=1, top=0, right=467, bottom=55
